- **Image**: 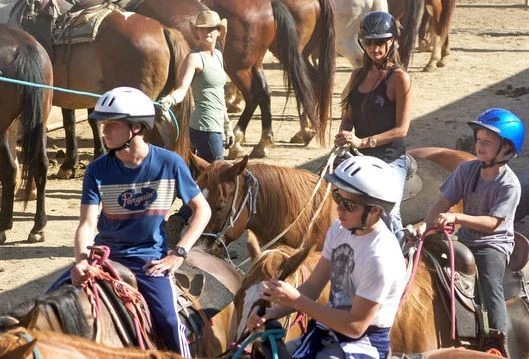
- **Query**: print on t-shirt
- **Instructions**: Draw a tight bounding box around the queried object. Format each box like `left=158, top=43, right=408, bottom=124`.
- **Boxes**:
left=330, top=243, right=355, bottom=308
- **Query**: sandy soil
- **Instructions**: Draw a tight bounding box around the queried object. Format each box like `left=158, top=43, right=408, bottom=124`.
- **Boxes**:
left=1, top=0, right=529, bottom=313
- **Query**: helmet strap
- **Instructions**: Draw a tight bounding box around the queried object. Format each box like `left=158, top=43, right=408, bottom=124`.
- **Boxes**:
left=480, top=139, right=511, bottom=169
left=348, top=206, right=372, bottom=235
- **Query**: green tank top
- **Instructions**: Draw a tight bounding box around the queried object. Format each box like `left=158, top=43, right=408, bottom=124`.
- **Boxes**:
left=190, top=49, right=227, bottom=132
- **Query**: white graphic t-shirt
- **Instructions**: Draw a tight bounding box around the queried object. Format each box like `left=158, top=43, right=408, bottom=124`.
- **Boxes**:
left=322, top=220, right=406, bottom=328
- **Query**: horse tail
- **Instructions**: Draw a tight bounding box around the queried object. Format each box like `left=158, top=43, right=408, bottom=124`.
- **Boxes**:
left=397, top=0, right=420, bottom=69
left=163, top=27, right=192, bottom=163
left=271, top=0, right=323, bottom=144
left=13, top=43, right=49, bottom=205
left=305, top=0, right=335, bottom=142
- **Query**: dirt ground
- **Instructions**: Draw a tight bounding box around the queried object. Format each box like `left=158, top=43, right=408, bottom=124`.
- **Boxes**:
left=1, top=0, right=529, bottom=313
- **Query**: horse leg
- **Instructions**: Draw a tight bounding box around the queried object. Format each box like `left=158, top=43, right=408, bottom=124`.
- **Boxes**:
left=88, top=108, right=104, bottom=159
left=27, top=133, right=48, bottom=244
left=57, top=108, right=78, bottom=179
left=0, top=133, right=16, bottom=244
left=249, top=67, right=274, bottom=159
left=227, top=69, right=262, bottom=159
left=438, top=34, right=450, bottom=67
left=423, top=27, right=442, bottom=72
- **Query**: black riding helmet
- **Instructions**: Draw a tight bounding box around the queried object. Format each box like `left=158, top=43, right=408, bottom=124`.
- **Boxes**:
left=358, top=11, right=399, bottom=40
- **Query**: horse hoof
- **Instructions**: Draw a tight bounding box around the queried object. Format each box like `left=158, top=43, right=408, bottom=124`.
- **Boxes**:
left=249, top=146, right=268, bottom=158
left=226, top=103, right=243, bottom=113
left=27, top=232, right=45, bottom=243
left=0, top=232, right=6, bottom=244
left=57, top=168, right=75, bottom=179
left=290, top=130, right=315, bottom=146
left=227, top=145, right=246, bottom=159
left=422, top=63, right=437, bottom=72
left=437, top=60, right=446, bottom=68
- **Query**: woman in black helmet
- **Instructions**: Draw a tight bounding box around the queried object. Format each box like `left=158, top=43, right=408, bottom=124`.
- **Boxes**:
left=334, top=11, right=413, bottom=245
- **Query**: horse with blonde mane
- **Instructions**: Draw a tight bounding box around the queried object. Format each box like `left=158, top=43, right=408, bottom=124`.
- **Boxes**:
left=189, top=154, right=336, bottom=260
left=234, top=245, right=330, bottom=342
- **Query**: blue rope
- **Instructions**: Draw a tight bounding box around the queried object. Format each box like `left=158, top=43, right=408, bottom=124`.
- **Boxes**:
left=20, top=333, right=41, bottom=359
left=0, top=74, right=179, bottom=138
left=231, top=328, right=285, bottom=359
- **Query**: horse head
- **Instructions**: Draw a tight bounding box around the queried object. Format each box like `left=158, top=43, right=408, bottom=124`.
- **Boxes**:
left=192, top=155, right=252, bottom=256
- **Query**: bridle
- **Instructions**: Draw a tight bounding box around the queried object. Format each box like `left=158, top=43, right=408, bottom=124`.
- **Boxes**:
left=201, top=169, right=259, bottom=261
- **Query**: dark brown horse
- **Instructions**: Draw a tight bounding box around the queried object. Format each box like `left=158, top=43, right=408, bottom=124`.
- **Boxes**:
left=132, top=0, right=334, bottom=158
left=190, top=154, right=336, bottom=260
left=10, top=0, right=193, bottom=178
left=1, top=248, right=242, bottom=357
left=0, top=24, right=53, bottom=244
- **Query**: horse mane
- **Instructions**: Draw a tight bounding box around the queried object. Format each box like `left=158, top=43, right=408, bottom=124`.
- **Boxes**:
left=5, top=285, right=91, bottom=338
left=396, top=257, right=435, bottom=320
left=234, top=245, right=321, bottom=316
left=248, top=163, right=331, bottom=248
left=0, top=327, right=184, bottom=358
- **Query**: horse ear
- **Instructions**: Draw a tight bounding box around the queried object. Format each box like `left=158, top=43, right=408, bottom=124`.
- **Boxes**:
left=221, top=156, right=249, bottom=181
left=189, top=153, right=210, bottom=176
left=6, top=336, right=37, bottom=359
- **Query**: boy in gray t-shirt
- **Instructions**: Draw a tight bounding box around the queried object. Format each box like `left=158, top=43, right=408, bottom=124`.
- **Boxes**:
left=423, top=108, right=525, bottom=356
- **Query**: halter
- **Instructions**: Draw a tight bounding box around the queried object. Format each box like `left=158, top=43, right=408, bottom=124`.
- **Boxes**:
left=201, top=169, right=259, bottom=261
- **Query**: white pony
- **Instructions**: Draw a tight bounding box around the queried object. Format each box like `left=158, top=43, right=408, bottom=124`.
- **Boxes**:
left=334, top=0, right=388, bottom=67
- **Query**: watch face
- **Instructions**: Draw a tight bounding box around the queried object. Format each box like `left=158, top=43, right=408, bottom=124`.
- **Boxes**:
left=176, top=247, right=187, bottom=258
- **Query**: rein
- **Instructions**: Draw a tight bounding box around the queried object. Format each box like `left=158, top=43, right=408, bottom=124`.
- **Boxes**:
left=236, top=146, right=343, bottom=268
left=400, top=225, right=457, bottom=340
left=201, top=169, right=259, bottom=264
left=84, top=246, right=156, bottom=349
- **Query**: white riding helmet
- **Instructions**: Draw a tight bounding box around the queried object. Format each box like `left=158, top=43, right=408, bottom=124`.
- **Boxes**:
left=325, top=156, right=399, bottom=213
left=89, top=87, right=155, bottom=129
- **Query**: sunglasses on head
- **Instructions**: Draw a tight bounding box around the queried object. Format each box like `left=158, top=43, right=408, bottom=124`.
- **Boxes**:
left=362, top=38, right=389, bottom=47
left=331, top=189, right=362, bottom=212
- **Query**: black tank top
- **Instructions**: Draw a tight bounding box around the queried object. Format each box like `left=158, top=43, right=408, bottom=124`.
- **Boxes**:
left=345, top=68, right=405, bottom=162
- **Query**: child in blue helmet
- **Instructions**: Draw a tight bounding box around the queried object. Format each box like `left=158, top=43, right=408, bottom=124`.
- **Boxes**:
left=423, top=108, right=525, bottom=355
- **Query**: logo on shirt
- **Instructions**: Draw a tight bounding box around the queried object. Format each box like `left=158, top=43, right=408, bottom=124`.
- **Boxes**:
left=118, top=188, right=157, bottom=211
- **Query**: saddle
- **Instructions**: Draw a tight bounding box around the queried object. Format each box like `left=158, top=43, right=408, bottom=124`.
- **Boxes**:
left=8, top=0, right=121, bottom=55
left=420, top=232, right=529, bottom=348
left=85, top=246, right=239, bottom=350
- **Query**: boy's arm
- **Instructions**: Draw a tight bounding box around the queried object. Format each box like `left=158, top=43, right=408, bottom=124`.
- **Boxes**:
left=423, top=196, right=453, bottom=229
left=451, top=213, right=503, bottom=234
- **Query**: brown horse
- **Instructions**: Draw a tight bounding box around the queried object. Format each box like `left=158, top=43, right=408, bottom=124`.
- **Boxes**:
left=132, top=0, right=334, bottom=158
left=9, top=0, right=193, bottom=178
left=391, top=252, right=529, bottom=358
left=0, top=24, right=53, bottom=245
left=190, top=154, right=336, bottom=260
left=0, top=325, right=186, bottom=358
left=390, top=0, right=455, bottom=71
left=234, top=245, right=329, bottom=342
left=1, top=248, right=242, bottom=357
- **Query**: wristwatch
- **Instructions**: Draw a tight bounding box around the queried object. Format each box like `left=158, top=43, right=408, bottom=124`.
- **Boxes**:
left=174, top=246, right=188, bottom=259
left=368, top=136, right=377, bottom=148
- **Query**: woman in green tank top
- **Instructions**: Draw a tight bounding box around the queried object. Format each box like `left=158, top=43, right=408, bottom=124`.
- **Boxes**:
left=160, top=10, right=234, bottom=162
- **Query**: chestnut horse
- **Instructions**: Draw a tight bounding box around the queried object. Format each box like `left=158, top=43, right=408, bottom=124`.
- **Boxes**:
left=9, top=0, right=193, bottom=178
left=234, top=245, right=330, bottom=342
left=131, top=0, right=334, bottom=158
left=392, top=254, right=529, bottom=358
left=1, top=248, right=242, bottom=357
left=190, top=154, right=336, bottom=260
left=389, top=0, right=456, bottom=71
left=0, top=326, right=184, bottom=358
left=0, top=24, right=53, bottom=245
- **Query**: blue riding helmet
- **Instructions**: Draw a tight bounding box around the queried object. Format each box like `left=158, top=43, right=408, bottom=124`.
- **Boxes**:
left=358, top=11, right=398, bottom=40
left=468, top=108, right=526, bottom=155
